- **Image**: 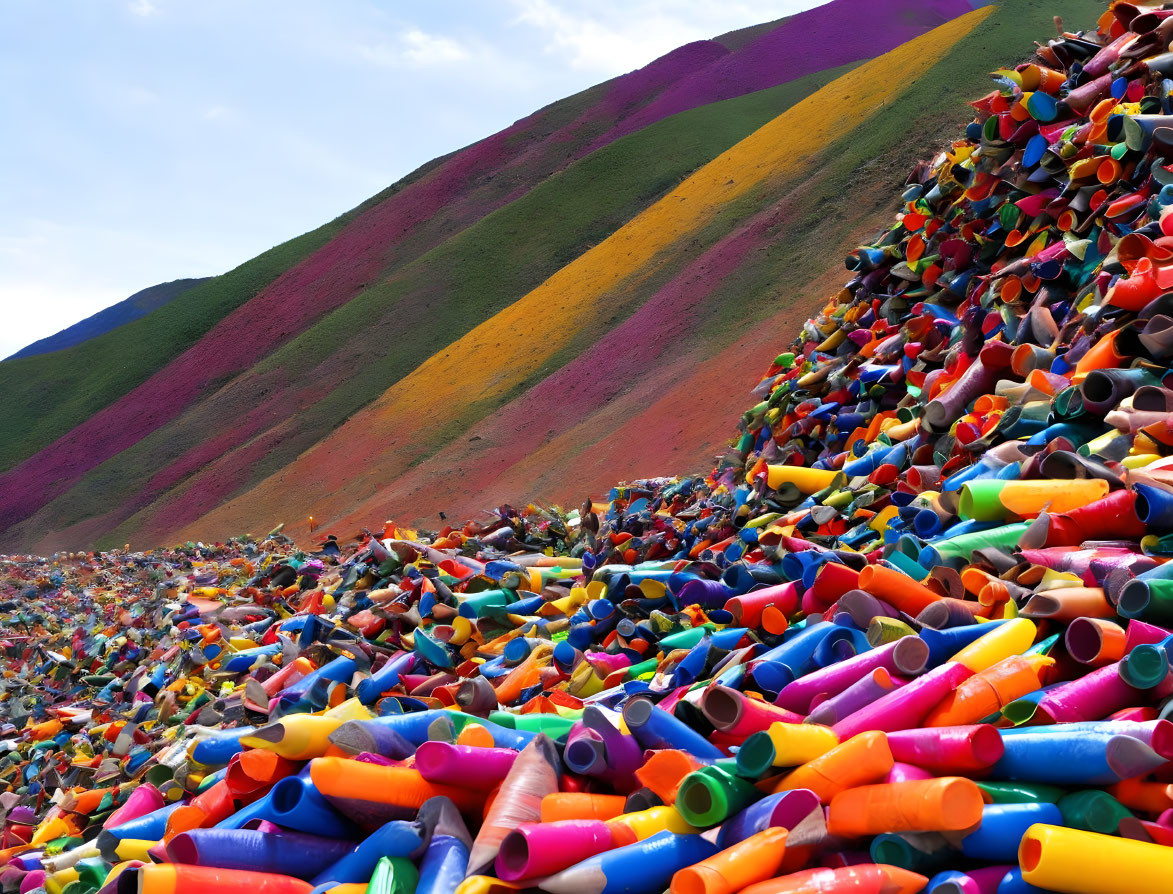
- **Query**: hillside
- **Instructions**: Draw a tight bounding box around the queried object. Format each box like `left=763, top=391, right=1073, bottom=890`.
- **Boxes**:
left=0, top=0, right=1099, bottom=552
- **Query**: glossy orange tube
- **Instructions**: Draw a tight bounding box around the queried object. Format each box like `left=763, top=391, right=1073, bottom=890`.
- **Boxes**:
left=924, top=655, right=1050, bottom=727
left=1108, top=778, right=1173, bottom=813
left=826, top=777, right=984, bottom=836
left=164, top=780, right=237, bottom=841
left=540, top=793, right=629, bottom=823
left=738, top=864, right=928, bottom=894
left=226, top=750, right=300, bottom=798
left=1064, top=618, right=1127, bottom=666
left=309, top=757, right=484, bottom=827
left=857, top=565, right=940, bottom=616
left=767, top=731, right=893, bottom=803
left=635, top=749, right=705, bottom=804
left=1020, top=588, right=1116, bottom=622
left=669, top=827, right=787, bottom=894
left=492, top=644, right=553, bottom=705
left=26, top=719, right=64, bottom=741
left=67, top=786, right=114, bottom=815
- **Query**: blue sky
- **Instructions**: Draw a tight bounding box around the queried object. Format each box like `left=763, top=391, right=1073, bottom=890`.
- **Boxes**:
left=0, top=0, right=825, bottom=359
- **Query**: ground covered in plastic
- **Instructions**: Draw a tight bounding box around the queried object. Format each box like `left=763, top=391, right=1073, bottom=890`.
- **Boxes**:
left=7, top=2, right=1173, bottom=894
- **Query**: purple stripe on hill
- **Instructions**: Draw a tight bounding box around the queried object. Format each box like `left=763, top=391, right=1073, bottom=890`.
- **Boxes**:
left=590, top=0, right=980, bottom=149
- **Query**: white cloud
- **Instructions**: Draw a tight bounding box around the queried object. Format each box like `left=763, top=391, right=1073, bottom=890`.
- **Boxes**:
left=128, top=0, right=157, bottom=17
left=402, top=28, right=468, bottom=65
left=355, top=27, right=471, bottom=69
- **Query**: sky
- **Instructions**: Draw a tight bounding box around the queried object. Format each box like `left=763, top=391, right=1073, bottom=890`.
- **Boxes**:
left=0, top=0, right=828, bottom=360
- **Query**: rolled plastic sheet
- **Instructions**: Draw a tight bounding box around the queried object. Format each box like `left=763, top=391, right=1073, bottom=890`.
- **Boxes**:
left=767, top=730, right=893, bottom=803
left=773, top=638, right=928, bottom=713
left=267, top=773, right=356, bottom=838
left=112, top=864, right=315, bottom=894
left=958, top=479, right=1110, bottom=522
left=624, top=694, right=722, bottom=760
left=714, top=789, right=823, bottom=850
left=991, top=727, right=1172, bottom=785
left=537, top=830, right=718, bottom=894
left=885, top=725, right=1005, bottom=772
left=734, top=723, right=839, bottom=778
left=1056, top=789, right=1134, bottom=835
left=495, top=820, right=630, bottom=882
left=805, top=668, right=902, bottom=727
left=363, top=856, right=418, bottom=894
left=309, top=819, right=425, bottom=887
left=1030, top=661, right=1144, bottom=723
left=1018, top=824, right=1173, bottom=893
left=826, top=777, right=985, bottom=837
left=669, top=827, right=787, bottom=894
left=924, top=656, right=1050, bottom=727
left=414, top=742, right=519, bottom=789
left=310, top=757, right=484, bottom=827
left=416, top=797, right=472, bottom=894
left=674, top=764, right=759, bottom=827
left=466, top=734, right=561, bottom=875
left=868, top=832, right=954, bottom=875
left=165, top=829, right=353, bottom=880
left=832, top=662, right=974, bottom=739
left=737, top=864, right=929, bottom=894
left=959, top=803, right=1064, bottom=862
left=697, top=686, right=802, bottom=739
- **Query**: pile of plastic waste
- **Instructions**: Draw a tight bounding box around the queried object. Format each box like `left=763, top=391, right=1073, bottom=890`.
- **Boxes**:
left=6, top=2, right=1173, bottom=893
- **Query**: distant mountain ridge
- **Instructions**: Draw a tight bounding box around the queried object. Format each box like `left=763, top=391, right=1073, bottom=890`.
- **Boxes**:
left=7, top=278, right=209, bottom=359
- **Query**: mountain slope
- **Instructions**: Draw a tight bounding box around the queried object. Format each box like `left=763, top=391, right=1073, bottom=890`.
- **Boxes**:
left=6, top=278, right=210, bottom=360
left=0, top=0, right=952, bottom=480
left=174, top=5, right=999, bottom=546
left=0, top=0, right=1081, bottom=552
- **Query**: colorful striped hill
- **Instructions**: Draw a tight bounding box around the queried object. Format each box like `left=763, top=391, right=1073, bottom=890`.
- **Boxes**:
left=0, top=0, right=1101, bottom=551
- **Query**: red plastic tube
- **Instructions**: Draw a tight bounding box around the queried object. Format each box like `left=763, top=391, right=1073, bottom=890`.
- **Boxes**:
left=725, top=583, right=800, bottom=630
left=885, top=725, right=1005, bottom=772
left=699, top=687, right=803, bottom=739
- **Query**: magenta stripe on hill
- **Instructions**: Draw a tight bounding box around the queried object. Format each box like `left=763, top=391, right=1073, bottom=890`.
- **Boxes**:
left=590, top=0, right=980, bottom=150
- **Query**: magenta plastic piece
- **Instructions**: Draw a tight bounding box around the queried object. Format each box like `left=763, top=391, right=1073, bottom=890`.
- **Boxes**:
left=806, top=669, right=905, bottom=726
left=414, top=741, right=519, bottom=789
left=495, top=820, right=617, bottom=881
left=1033, top=661, right=1144, bottom=723
left=774, top=637, right=928, bottom=713
left=831, top=661, right=974, bottom=739
left=103, top=783, right=165, bottom=829
left=885, top=762, right=935, bottom=783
